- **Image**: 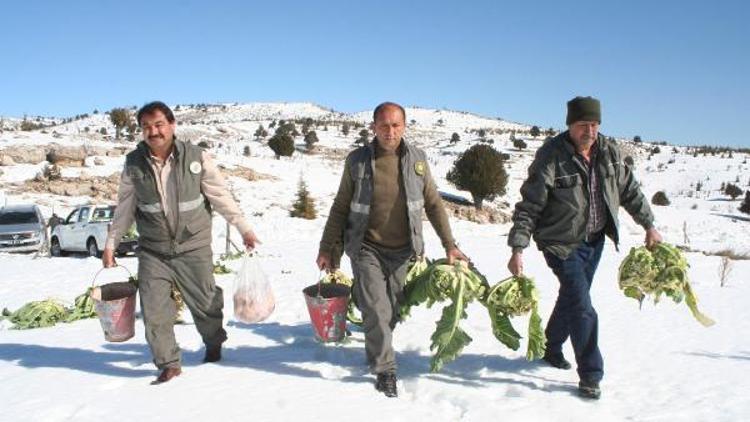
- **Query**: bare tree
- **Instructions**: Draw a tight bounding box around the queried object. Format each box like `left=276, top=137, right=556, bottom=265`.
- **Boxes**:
left=682, top=221, right=690, bottom=246
left=718, top=256, right=733, bottom=287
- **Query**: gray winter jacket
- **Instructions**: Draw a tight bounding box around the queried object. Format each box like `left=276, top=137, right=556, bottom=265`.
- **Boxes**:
left=508, top=132, right=654, bottom=259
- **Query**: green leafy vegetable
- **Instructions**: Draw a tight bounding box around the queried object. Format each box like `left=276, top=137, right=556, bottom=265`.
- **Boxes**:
left=399, top=256, right=431, bottom=319
left=319, top=270, right=362, bottom=326
left=219, top=250, right=245, bottom=261
left=5, top=300, right=69, bottom=330
left=64, top=288, right=97, bottom=322
left=213, top=261, right=232, bottom=274
left=403, top=259, right=488, bottom=372
left=171, top=284, right=186, bottom=324
left=481, top=275, right=546, bottom=360
left=123, top=224, right=139, bottom=240
left=618, top=242, right=714, bottom=327
left=2, top=277, right=139, bottom=330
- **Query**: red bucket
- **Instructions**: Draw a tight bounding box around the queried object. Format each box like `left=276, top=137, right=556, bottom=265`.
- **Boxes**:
left=91, top=267, right=137, bottom=343
left=303, top=283, right=350, bottom=342
left=94, top=292, right=136, bottom=342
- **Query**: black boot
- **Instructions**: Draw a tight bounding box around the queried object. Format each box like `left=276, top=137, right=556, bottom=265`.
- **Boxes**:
left=375, top=372, right=398, bottom=398
left=543, top=351, right=572, bottom=370
left=578, top=380, right=601, bottom=400
left=203, top=344, right=222, bottom=363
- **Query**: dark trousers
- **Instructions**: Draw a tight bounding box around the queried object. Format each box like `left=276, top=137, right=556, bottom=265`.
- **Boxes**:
left=543, top=234, right=605, bottom=383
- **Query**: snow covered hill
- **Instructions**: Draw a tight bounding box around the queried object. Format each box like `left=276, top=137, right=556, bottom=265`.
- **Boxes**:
left=1, top=102, right=748, bottom=421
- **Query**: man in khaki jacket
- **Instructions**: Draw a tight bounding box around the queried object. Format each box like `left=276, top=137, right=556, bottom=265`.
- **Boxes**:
left=103, top=101, right=259, bottom=384
left=317, top=102, right=467, bottom=397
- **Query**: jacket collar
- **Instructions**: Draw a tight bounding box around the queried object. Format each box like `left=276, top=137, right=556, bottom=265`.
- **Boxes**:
left=136, top=137, right=183, bottom=161
left=560, top=131, right=608, bottom=157
left=367, top=137, right=409, bottom=158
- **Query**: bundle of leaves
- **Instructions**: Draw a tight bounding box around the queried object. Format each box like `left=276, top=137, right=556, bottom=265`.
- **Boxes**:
left=399, top=256, right=431, bottom=319
left=220, top=250, right=245, bottom=261
left=2, top=300, right=69, bottom=329
left=618, top=242, right=714, bottom=327
left=319, top=270, right=362, bottom=326
left=480, top=275, right=545, bottom=360
left=403, top=259, right=488, bottom=372
left=213, top=261, right=232, bottom=274
left=171, top=285, right=186, bottom=324
left=64, top=288, right=97, bottom=322
left=123, top=224, right=139, bottom=240
left=2, top=287, right=99, bottom=329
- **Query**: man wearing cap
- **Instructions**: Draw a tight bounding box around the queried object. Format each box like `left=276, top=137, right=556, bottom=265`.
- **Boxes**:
left=316, top=102, right=468, bottom=398
left=102, top=101, right=260, bottom=384
left=506, top=96, right=661, bottom=399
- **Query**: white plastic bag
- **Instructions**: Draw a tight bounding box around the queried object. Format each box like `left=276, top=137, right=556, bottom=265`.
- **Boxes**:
left=232, top=254, right=275, bottom=323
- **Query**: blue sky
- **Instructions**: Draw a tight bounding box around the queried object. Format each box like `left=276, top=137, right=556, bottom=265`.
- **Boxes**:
left=1, top=0, right=747, bottom=147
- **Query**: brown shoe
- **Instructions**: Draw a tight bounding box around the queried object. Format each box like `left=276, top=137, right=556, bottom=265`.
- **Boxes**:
left=151, top=366, right=182, bottom=385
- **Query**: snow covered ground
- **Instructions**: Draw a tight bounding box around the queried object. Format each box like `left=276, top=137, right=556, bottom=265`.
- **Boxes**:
left=1, top=103, right=748, bottom=421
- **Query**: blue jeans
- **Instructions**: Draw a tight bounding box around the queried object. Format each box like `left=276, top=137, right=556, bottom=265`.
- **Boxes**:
left=543, top=234, right=605, bottom=383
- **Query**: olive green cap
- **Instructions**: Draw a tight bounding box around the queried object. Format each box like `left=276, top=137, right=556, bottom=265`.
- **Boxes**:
left=566, top=96, right=601, bottom=125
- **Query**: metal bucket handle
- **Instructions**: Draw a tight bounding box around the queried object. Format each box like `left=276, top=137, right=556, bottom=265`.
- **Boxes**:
left=316, top=270, right=327, bottom=297
left=91, top=265, right=133, bottom=288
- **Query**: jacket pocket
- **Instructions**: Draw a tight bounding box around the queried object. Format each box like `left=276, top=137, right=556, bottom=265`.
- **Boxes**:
left=547, top=174, right=582, bottom=220
left=554, top=174, right=579, bottom=189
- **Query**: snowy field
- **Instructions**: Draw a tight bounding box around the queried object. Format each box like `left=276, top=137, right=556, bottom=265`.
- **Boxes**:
left=1, top=103, right=748, bottom=421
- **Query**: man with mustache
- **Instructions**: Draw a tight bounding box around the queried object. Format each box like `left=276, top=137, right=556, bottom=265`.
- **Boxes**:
left=317, top=102, right=468, bottom=397
left=102, top=101, right=260, bottom=384
left=507, top=96, right=661, bottom=399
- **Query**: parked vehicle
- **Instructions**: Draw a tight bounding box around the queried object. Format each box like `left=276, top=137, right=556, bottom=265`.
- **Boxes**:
left=0, top=204, right=48, bottom=253
left=50, top=205, right=138, bottom=257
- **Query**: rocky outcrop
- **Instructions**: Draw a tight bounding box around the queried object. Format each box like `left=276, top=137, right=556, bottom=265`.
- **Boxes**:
left=14, top=172, right=120, bottom=201
left=0, top=146, right=46, bottom=164
left=0, top=154, right=16, bottom=166
left=46, top=145, right=87, bottom=166
left=441, top=201, right=512, bottom=224
left=218, top=164, right=277, bottom=181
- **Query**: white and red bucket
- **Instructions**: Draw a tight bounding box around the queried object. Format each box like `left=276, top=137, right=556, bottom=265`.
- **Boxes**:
left=302, top=282, right=350, bottom=343
left=90, top=267, right=137, bottom=342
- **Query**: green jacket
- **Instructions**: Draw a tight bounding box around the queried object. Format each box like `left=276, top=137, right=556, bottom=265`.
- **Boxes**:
left=125, top=140, right=213, bottom=256
left=508, top=132, right=654, bottom=259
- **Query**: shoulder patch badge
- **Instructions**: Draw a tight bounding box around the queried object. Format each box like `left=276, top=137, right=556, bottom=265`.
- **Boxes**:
left=189, top=161, right=202, bottom=174
left=414, top=161, right=426, bottom=176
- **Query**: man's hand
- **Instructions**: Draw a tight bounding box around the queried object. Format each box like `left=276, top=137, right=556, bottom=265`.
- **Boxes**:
left=242, top=230, right=261, bottom=251
left=316, top=252, right=333, bottom=272
left=507, top=251, right=523, bottom=276
left=645, top=227, right=662, bottom=249
left=102, top=248, right=116, bottom=268
left=446, top=247, right=469, bottom=264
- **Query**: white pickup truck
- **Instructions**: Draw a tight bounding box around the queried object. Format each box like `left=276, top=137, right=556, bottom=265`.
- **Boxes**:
left=50, top=205, right=138, bottom=257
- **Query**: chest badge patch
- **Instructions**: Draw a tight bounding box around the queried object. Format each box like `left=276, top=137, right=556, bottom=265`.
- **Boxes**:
left=189, top=161, right=202, bottom=174
left=414, top=161, right=426, bottom=176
